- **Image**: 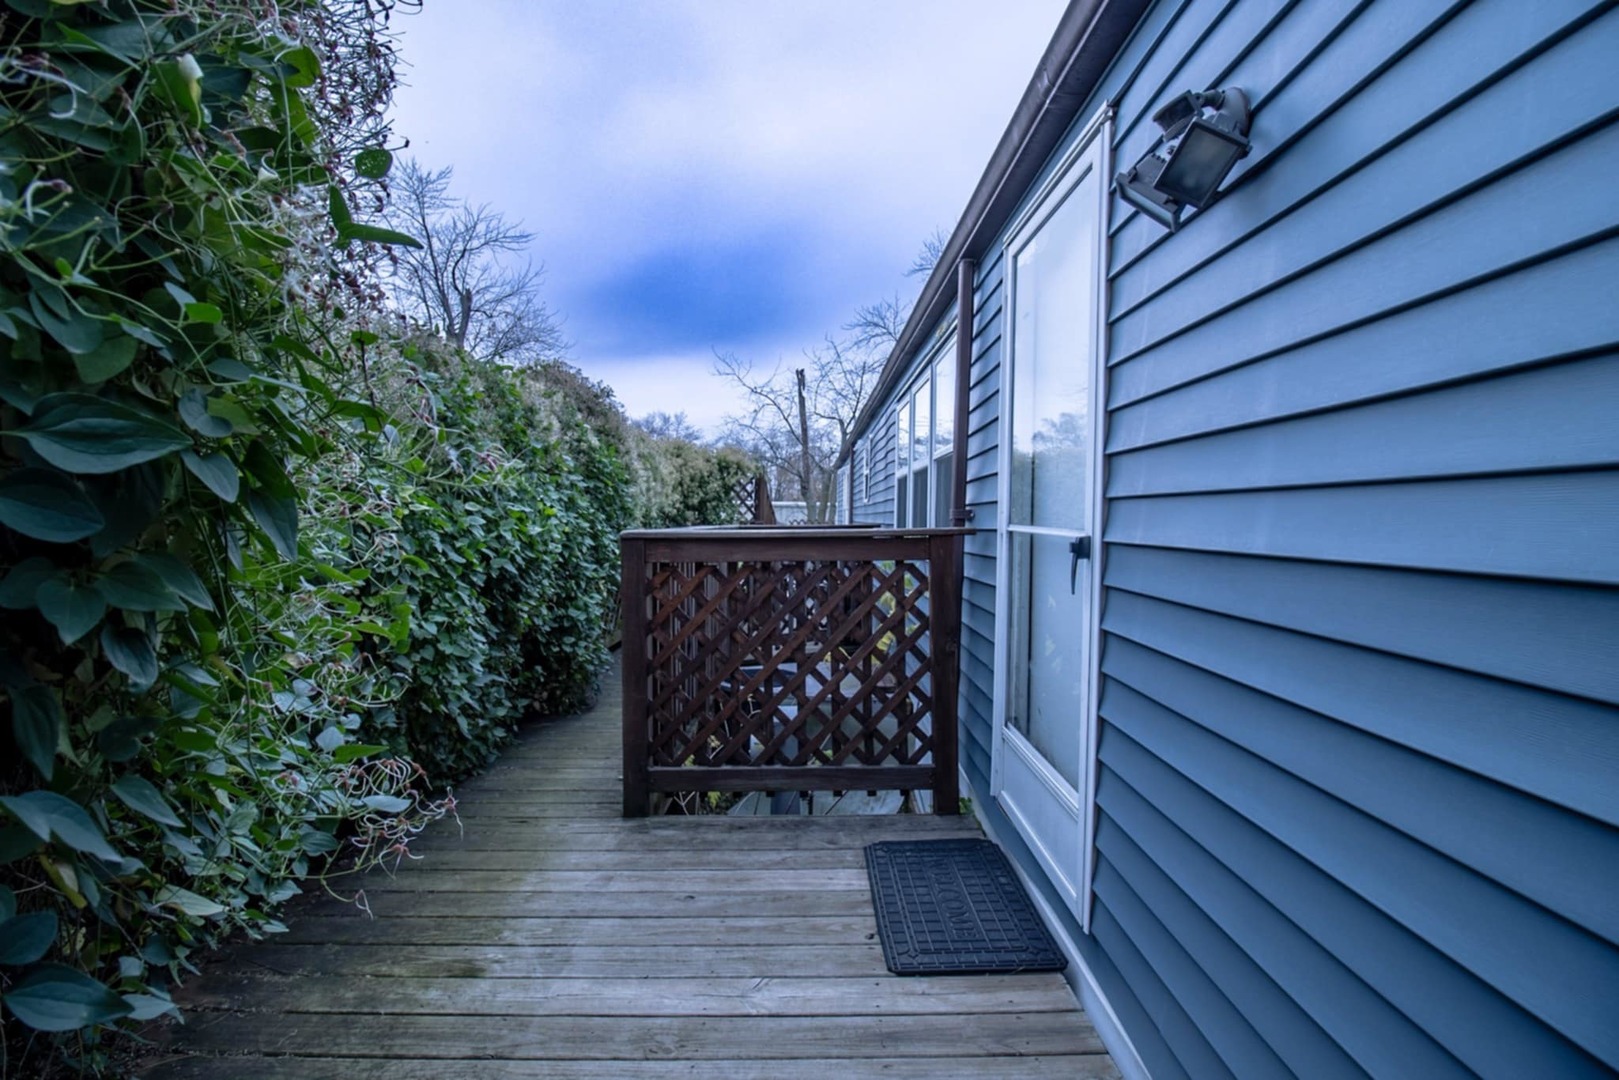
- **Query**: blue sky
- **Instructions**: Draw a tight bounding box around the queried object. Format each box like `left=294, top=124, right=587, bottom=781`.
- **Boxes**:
left=388, top=0, right=1068, bottom=433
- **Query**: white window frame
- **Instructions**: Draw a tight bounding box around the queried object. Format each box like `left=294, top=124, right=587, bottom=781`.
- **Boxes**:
left=892, top=335, right=957, bottom=528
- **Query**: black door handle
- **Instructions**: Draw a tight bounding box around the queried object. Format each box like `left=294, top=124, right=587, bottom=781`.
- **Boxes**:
left=1069, top=535, right=1092, bottom=594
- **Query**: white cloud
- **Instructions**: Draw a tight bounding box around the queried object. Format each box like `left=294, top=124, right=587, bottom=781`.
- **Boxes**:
left=586, top=350, right=751, bottom=437
left=389, top=0, right=1068, bottom=423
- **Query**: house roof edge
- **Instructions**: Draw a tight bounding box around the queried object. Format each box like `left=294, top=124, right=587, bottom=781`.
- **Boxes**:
left=837, top=0, right=1150, bottom=466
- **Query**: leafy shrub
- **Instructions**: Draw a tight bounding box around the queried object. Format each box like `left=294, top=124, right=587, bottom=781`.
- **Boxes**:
left=302, top=342, right=628, bottom=782
left=0, top=1, right=627, bottom=1073
left=629, top=436, right=756, bottom=528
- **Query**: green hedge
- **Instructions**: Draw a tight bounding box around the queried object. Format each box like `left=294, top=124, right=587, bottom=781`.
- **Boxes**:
left=0, top=2, right=626, bottom=1072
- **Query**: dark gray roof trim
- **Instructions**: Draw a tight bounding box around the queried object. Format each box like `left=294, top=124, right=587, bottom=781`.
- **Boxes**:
left=838, top=0, right=1150, bottom=464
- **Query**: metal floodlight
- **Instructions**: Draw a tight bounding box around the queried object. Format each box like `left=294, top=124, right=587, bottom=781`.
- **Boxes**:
left=1116, top=87, right=1252, bottom=231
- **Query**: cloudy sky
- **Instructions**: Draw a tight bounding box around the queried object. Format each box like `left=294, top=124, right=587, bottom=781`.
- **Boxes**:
left=388, top=0, right=1068, bottom=433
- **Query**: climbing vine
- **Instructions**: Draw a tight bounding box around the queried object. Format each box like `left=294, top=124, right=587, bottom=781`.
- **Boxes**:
left=0, top=1, right=627, bottom=1073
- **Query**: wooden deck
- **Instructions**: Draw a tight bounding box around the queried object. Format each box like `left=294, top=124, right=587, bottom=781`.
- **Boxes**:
left=142, top=669, right=1118, bottom=1079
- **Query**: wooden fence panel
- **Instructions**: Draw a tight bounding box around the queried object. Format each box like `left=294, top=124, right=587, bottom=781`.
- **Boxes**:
left=620, top=528, right=968, bottom=816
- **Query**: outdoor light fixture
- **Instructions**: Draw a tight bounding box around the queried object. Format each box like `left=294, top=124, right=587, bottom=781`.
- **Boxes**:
left=1116, top=87, right=1252, bottom=231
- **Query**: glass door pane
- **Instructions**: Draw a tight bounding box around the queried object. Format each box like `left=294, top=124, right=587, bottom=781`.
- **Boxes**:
left=1006, top=530, right=1084, bottom=787
left=1010, top=183, right=1096, bottom=531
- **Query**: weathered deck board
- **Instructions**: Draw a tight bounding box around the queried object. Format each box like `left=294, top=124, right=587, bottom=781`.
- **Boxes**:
left=273, top=913, right=879, bottom=946
left=343, top=889, right=875, bottom=918
left=163, top=1012, right=1103, bottom=1059
left=141, top=663, right=1117, bottom=1079
left=225, top=943, right=895, bottom=978
left=147, top=1056, right=1122, bottom=1079
left=180, top=973, right=1083, bottom=1015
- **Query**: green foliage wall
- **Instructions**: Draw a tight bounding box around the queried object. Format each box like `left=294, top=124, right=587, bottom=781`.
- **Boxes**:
left=629, top=437, right=756, bottom=528
left=0, top=2, right=628, bottom=1070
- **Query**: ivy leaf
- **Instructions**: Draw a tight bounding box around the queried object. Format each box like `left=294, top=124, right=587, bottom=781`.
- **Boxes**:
left=337, top=222, right=423, bottom=249
left=72, top=334, right=138, bottom=383
left=183, top=302, right=223, bottom=325
left=0, top=791, right=120, bottom=861
left=27, top=289, right=104, bottom=355
left=134, top=553, right=213, bottom=611
left=180, top=449, right=239, bottom=502
left=177, top=388, right=232, bottom=437
left=361, top=794, right=411, bottom=814
left=153, top=56, right=204, bottom=127
left=247, top=490, right=298, bottom=560
left=0, top=469, right=103, bottom=541
left=100, top=626, right=158, bottom=690
left=206, top=357, right=254, bottom=383
left=108, top=776, right=181, bottom=828
left=110, top=316, right=166, bottom=349
left=35, top=574, right=106, bottom=643
left=315, top=726, right=344, bottom=752
left=97, top=715, right=158, bottom=764
left=242, top=441, right=294, bottom=498
left=0, top=826, right=42, bottom=865
left=16, top=393, right=190, bottom=474
left=149, top=885, right=224, bottom=918
left=0, top=910, right=57, bottom=965
left=2, top=963, right=132, bottom=1032
left=353, top=146, right=393, bottom=180
left=278, top=45, right=320, bottom=88
left=0, top=557, right=55, bottom=609
left=331, top=744, right=388, bottom=763
left=97, top=561, right=182, bottom=612
left=121, top=993, right=178, bottom=1022
left=9, top=683, right=61, bottom=780
left=326, top=184, right=354, bottom=231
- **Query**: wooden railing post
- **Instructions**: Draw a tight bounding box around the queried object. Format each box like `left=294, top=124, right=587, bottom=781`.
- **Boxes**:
left=620, top=534, right=650, bottom=817
left=929, top=531, right=962, bottom=815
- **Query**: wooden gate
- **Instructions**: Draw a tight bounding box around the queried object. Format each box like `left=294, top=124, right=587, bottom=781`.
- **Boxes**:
left=619, top=527, right=967, bottom=816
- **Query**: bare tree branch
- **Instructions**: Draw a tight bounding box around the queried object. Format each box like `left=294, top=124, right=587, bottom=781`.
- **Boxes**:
left=384, top=159, right=566, bottom=364
left=907, top=227, right=948, bottom=278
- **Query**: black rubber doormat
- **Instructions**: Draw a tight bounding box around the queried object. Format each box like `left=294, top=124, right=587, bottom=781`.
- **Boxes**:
left=865, top=839, right=1068, bottom=975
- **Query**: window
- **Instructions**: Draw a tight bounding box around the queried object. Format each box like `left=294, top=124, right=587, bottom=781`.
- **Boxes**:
left=893, top=341, right=957, bottom=527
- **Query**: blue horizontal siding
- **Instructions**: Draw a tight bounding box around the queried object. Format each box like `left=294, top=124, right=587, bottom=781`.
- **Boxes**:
left=1095, top=818, right=1368, bottom=1080
left=1112, top=121, right=1619, bottom=402
left=845, top=0, right=1619, bottom=1074
left=1108, top=353, right=1619, bottom=494
left=1103, top=589, right=1619, bottom=829
left=1108, top=240, right=1619, bottom=452
left=1105, top=546, right=1619, bottom=703
left=1112, top=0, right=1604, bottom=302
left=1105, top=635, right=1619, bottom=944
left=1099, top=751, right=1473, bottom=1079
left=1095, top=0, right=1617, bottom=1073
left=1105, top=471, right=1619, bottom=583
left=1098, top=742, right=1613, bottom=1078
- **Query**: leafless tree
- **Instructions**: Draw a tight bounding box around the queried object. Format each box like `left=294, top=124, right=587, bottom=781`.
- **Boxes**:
left=908, top=227, right=948, bottom=278
left=842, top=229, right=946, bottom=352
left=843, top=294, right=909, bottom=353
left=384, top=159, right=566, bottom=364
left=712, top=232, right=942, bottom=521
left=633, top=411, right=707, bottom=444
left=714, top=334, right=885, bottom=523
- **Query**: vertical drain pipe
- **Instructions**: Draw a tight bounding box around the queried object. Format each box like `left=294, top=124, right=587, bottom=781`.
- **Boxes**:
left=950, top=258, right=976, bottom=527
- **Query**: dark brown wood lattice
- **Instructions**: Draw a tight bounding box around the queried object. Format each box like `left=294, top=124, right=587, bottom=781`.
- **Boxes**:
left=730, top=474, right=776, bottom=525
left=620, top=528, right=965, bottom=815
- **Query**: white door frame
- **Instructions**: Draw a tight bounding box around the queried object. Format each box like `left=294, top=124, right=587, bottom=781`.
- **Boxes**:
left=989, top=103, right=1112, bottom=933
